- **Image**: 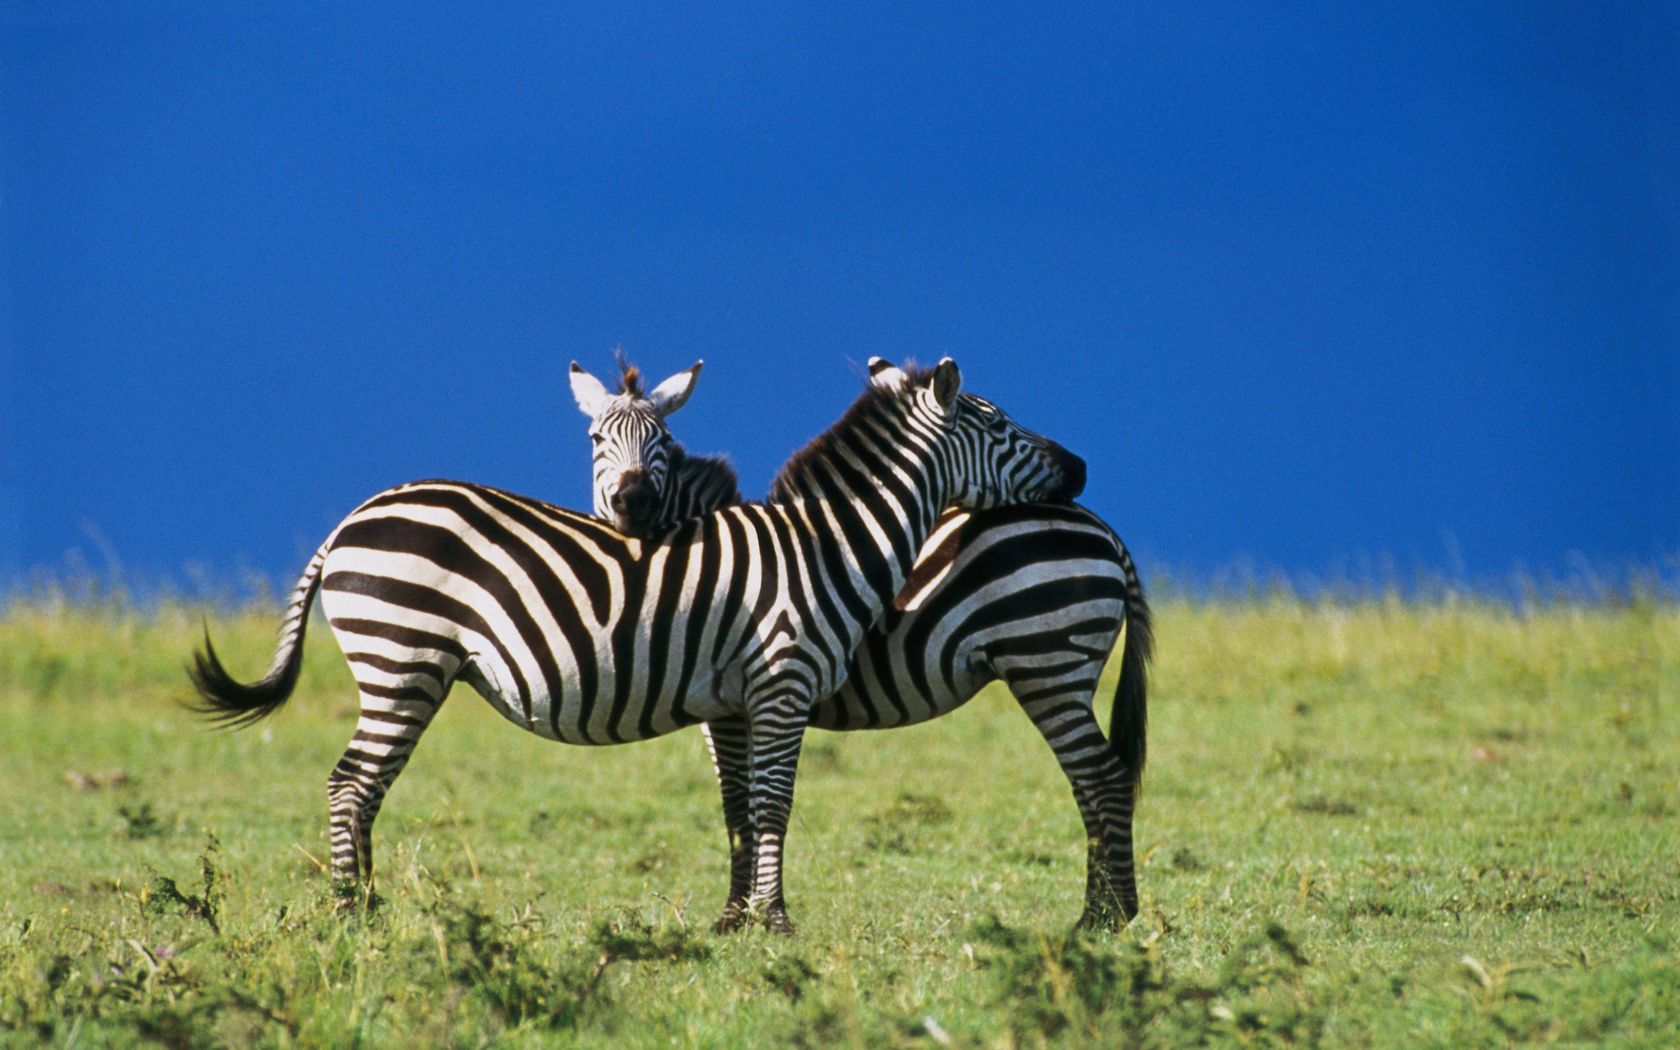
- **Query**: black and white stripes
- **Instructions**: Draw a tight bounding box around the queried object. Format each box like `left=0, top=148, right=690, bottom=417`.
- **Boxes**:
left=568, top=358, right=716, bottom=533
left=572, top=356, right=1152, bottom=927
left=191, top=358, right=1084, bottom=933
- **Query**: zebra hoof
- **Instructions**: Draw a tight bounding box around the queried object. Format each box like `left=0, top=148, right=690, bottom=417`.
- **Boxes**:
left=1076, top=874, right=1139, bottom=931
left=763, top=907, right=797, bottom=937
left=1074, top=898, right=1135, bottom=932
left=712, top=901, right=750, bottom=934
left=331, top=882, right=382, bottom=916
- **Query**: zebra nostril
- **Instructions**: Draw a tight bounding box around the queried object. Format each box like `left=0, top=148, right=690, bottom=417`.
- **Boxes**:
left=612, top=470, right=647, bottom=516
left=625, top=484, right=656, bottom=513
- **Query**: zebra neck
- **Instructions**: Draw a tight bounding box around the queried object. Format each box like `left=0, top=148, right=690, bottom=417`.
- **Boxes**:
left=801, top=476, right=946, bottom=621
left=658, top=446, right=743, bottom=527
left=767, top=389, right=955, bottom=615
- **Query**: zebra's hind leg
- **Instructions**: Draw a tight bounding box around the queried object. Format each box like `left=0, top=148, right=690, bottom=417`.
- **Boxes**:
left=326, top=684, right=445, bottom=906
left=1011, top=680, right=1139, bottom=929
left=1070, top=781, right=1134, bottom=931
left=701, top=715, right=756, bottom=933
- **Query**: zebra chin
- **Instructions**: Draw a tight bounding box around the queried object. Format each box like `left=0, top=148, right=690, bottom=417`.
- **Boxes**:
left=613, top=500, right=672, bottom=537
left=609, top=492, right=664, bottom=536
left=612, top=510, right=657, bottom=536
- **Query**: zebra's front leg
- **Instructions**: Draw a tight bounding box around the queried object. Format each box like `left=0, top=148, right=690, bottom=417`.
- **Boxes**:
left=700, top=716, right=756, bottom=933
left=745, top=696, right=811, bottom=936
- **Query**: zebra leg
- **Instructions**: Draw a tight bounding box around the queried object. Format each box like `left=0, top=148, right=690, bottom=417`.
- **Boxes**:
left=745, top=696, right=810, bottom=936
left=1068, top=779, right=1120, bottom=925
left=1011, top=682, right=1139, bottom=928
left=701, top=716, right=756, bottom=933
left=1086, top=775, right=1138, bottom=929
left=325, top=686, right=444, bottom=905
left=1069, top=779, right=1134, bottom=929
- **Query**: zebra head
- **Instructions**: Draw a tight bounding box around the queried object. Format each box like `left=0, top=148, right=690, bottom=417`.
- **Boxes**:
left=868, top=356, right=1086, bottom=509
left=569, top=358, right=701, bottom=533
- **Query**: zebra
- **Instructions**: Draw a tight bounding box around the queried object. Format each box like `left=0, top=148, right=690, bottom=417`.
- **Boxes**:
left=569, top=358, right=1152, bottom=929
left=569, top=358, right=739, bottom=533
left=190, top=357, right=1084, bottom=935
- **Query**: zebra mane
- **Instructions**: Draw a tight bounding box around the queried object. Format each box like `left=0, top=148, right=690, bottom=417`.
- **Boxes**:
left=669, top=443, right=743, bottom=508
left=768, top=364, right=937, bottom=503
left=615, top=350, right=644, bottom=397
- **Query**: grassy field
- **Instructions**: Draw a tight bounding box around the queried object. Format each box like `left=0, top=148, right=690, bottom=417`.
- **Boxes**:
left=0, top=594, right=1675, bottom=1047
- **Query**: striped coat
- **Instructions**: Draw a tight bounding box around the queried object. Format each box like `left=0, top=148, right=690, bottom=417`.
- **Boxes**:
left=571, top=358, right=1151, bottom=927
left=194, top=358, right=1084, bottom=933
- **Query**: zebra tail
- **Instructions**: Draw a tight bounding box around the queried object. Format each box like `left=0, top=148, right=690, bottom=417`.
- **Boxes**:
left=1109, top=538, right=1153, bottom=793
left=188, top=540, right=329, bottom=729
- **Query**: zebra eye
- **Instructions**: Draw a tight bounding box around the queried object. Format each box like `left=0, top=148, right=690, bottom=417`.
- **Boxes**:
left=590, top=434, right=604, bottom=445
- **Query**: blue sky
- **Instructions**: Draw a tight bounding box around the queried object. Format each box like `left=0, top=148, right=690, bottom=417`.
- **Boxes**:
left=3, top=3, right=1676, bottom=594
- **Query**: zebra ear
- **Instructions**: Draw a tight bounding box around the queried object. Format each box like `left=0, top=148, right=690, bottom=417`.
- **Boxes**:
left=868, top=356, right=909, bottom=391
left=648, top=361, right=702, bottom=417
left=930, top=357, right=961, bottom=409
left=569, top=362, right=613, bottom=418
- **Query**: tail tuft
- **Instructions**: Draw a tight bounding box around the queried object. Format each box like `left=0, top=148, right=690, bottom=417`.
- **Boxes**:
left=186, top=630, right=299, bottom=729
left=186, top=538, right=328, bottom=730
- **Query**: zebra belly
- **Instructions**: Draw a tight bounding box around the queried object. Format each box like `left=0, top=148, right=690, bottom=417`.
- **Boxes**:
left=318, top=553, right=739, bottom=746
left=522, top=659, right=737, bottom=745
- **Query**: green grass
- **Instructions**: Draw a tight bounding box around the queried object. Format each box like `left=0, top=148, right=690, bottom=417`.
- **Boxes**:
left=1, top=595, right=1675, bottom=1047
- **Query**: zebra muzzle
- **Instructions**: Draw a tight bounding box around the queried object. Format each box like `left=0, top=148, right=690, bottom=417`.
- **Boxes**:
left=610, top=471, right=659, bottom=530
left=1048, top=443, right=1086, bottom=501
